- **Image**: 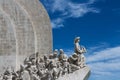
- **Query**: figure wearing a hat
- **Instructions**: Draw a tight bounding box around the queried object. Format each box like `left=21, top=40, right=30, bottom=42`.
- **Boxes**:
left=74, top=37, right=82, bottom=54
left=74, top=37, right=87, bottom=68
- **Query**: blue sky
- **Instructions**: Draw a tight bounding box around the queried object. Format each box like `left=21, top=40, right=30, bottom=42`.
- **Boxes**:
left=40, top=0, right=120, bottom=80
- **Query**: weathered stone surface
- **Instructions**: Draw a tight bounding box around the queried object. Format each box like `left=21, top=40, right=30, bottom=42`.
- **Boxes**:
left=58, top=66, right=90, bottom=80
left=0, top=0, right=52, bottom=73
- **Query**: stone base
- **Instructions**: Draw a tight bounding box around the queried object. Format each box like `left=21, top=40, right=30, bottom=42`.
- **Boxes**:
left=57, top=66, right=90, bottom=80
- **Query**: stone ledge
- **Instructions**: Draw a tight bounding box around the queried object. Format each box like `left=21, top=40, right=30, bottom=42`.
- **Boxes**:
left=57, top=66, right=90, bottom=80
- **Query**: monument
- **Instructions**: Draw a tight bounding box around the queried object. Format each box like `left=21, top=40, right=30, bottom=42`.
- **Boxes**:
left=0, top=0, right=90, bottom=80
left=0, top=0, right=52, bottom=72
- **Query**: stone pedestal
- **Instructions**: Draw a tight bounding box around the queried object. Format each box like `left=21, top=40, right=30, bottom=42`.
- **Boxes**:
left=58, top=66, right=90, bottom=80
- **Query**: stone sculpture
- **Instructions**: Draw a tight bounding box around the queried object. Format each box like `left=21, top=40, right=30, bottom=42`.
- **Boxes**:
left=0, top=37, right=88, bottom=80
left=74, top=37, right=87, bottom=68
left=0, top=0, right=90, bottom=79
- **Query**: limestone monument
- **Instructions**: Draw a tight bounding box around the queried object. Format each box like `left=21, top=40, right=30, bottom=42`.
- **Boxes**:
left=0, top=0, right=52, bottom=73
left=0, top=0, right=90, bottom=80
left=0, top=37, right=90, bottom=80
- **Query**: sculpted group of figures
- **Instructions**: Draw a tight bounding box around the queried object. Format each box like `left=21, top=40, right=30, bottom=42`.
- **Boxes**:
left=0, top=37, right=87, bottom=80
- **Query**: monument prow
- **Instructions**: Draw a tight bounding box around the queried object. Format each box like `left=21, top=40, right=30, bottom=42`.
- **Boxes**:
left=58, top=66, right=90, bottom=80
left=0, top=0, right=90, bottom=80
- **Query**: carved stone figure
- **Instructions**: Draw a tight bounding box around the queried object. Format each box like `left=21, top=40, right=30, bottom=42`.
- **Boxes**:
left=3, top=67, right=13, bottom=80
left=29, top=59, right=40, bottom=80
left=52, top=62, right=58, bottom=79
left=79, top=53, right=86, bottom=68
left=13, top=65, right=25, bottom=80
left=58, top=49, right=68, bottom=62
left=74, top=37, right=87, bottom=68
left=22, top=70, right=31, bottom=80
left=0, top=37, right=89, bottom=80
left=61, top=59, right=71, bottom=75
left=68, top=53, right=80, bottom=72
left=25, top=59, right=39, bottom=80
left=56, top=62, right=63, bottom=77
left=74, top=37, right=83, bottom=54
left=49, top=49, right=58, bottom=59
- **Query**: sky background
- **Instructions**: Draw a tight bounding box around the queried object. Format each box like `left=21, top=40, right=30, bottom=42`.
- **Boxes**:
left=40, top=0, right=120, bottom=80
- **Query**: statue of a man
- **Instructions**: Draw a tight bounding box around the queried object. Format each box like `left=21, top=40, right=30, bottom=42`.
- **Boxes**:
left=74, top=37, right=87, bottom=68
left=49, top=49, right=58, bottom=59
left=74, top=37, right=83, bottom=54
left=26, top=59, right=40, bottom=80
left=58, top=49, right=67, bottom=62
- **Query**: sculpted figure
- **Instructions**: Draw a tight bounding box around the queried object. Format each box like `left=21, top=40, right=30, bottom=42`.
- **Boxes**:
left=25, top=58, right=40, bottom=80
left=80, top=52, right=86, bottom=68
left=58, top=49, right=67, bottom=62
left=37, top=60, right=46, bottom=78
left=51, top=61, right=58, bottom=80
left=12, top=65, right=25, bottom=80
left=3, top=67, right=13, bottom=80
left=44, top=55, right=51, bottom=69
left=68, top=53, right=80, bottom=72
left=61, top=59, right=71, bottom=75
left=0, top=36, right=88, bottom=80
left=74, top=37, right=83, bottom=54
left=68, top=53, right=80, bottom=66
left=49, top=49, right=58, bottom=59
left=56, top=62, right=63, bottom=77
left=53, top=49, right=58, bottom=59
left=74, top=37, right=87, bottom=68
left=16, top=65, right=30, bottom=80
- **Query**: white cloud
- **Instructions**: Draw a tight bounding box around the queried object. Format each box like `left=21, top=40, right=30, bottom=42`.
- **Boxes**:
left=51, top=18, right=64, bottom=29
left=64, top=49, right=74, bottom=56
left=87, top=46, right=120, bottom=63
left=51, top=0, right=68, bottom=13
left=65, top=2, right=99, bottom=18
left=86, top=46, right=120, bottom=76
left=42, top=0, right=100, bottom=28
left=53, top=44, right=120, bottom=79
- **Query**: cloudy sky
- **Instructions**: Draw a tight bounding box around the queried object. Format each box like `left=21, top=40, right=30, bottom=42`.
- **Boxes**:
left=40, top=0, right=120, bottom=80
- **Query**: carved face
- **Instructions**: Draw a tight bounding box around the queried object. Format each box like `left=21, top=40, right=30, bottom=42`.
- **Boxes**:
left=78, top=39, right=80, bottom=42
left=31, top=59, right=36, bottom=65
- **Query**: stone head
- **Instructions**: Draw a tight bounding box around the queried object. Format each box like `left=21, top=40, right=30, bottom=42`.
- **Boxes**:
left=59, top=49, right=64, bottom=54
left=74, top=37, right=80, bottom=43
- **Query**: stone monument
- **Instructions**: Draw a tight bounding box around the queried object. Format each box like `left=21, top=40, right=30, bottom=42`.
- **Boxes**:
left=0, top=0, right=52, bottom=73
left=0, top=0, right=90, bottom=80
